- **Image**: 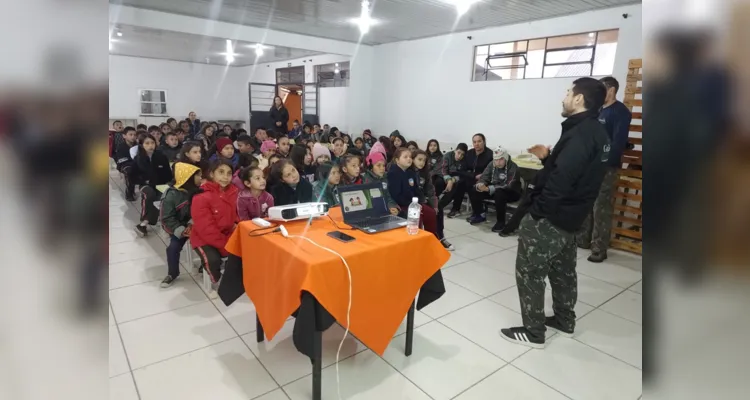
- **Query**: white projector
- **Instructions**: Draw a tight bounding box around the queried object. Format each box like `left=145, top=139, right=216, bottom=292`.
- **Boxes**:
left=267, top=202, right=330, bottom=222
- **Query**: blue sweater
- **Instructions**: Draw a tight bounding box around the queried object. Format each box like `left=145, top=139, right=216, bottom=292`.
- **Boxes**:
left=386, top=163, right=421, bottom=208
left=598, top=101, right=632, bottom=168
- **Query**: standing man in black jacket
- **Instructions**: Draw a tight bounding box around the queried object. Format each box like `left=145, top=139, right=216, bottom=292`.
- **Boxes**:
left=446, top=133, right=493, bottom=218
left=500, top=77, right=609, bottom=349
left=576, top=76, right=633, bottom=262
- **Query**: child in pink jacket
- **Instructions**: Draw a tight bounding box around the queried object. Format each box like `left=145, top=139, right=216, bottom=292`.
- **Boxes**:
left=236, top=166, right=274, bottom=220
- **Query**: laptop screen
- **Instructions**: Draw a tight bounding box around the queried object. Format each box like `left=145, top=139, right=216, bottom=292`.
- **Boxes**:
left=338, top=183, right=388, bottom=222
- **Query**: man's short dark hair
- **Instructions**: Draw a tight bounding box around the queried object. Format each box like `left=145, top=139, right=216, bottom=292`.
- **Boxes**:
left=165, top=132, right=177, bottom=138
left=113, top=120, right=122, bottom=126
left=237, top=136, right=254, bottom=146
left=314, top=123, right=320, bottom=128
left=173, top=128, right=184, bottom=134
left=216, top=132, right=231, bottom=139
left=456, top=143, right=469, bottom=152
left=123, top=126, right=136, bottom=134
left=137, top=124, right=147, bottom=131
left=148, top=125, right=160, bottom=133
left=255, top=127, right=266, bottom=134
left=293, top=119, right=300, bottom=123
left=303, top=123, right=312, bottom=130
left=572, top=77, right=607, bottom=112
left=599, top=76, right=619, bottom=93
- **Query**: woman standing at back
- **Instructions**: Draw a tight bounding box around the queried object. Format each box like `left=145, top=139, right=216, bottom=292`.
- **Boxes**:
left=269, top=96, right=289, bottom=137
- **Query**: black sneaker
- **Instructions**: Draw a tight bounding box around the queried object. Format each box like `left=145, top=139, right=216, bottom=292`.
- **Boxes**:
left=446, top=210, right=460, bottom=219
left=160, top=275, right=177, bottom=288
left=491, top=223, right=505, bottom=233
left=134, top=224, right=148, bottom=237
left=498, top=229, right=515, bottom=237
left=500, top=326, right=545, bottom=349
left=125, top=193, right=136, bottom=202
left=587, top=252, right=608, bottom=263
left=440, top=238, right=455, bottom=251
left=545, top=316, right=574, bottom=338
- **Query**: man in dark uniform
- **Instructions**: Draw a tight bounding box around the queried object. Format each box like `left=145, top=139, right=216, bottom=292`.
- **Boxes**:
left=500, top=78, right=610, bottom=348
left=576, top=76, right=633, bottom=262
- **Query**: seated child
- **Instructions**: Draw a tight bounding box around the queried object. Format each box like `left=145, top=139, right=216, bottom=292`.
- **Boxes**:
left=236, top=166, right=274, bottom=220
left=350, top=137, right=367, bottom=158
left=209, top=137, right=239, bottom=169
left=159, top=162, right=202, bottom=287
left=190, top=160, right=239, bottom=297
left=133, top=134, right=173, bottom=237
left=269, top=159, right=313, bottom=206
left=160, top=132, right=181, bottom=162
left=312, top=162, right=341, bottom=206
left=232, top=152, right=260, bottom=190
left=312, top=143, right=331, bottom=165
left=467, top=146, right=521, bottom=231
left=114, top=126, right=138, bottom=200
left=331, top=137, right=346, bottom=163
left=258, top=139, right=277, bottom=170
left=236, top=135, right=256, bottom=155
left=291, top=144, right=317, bottom=183
left=362, top=143, right=400, bottom=216
left=276, top=136, right=291, bottom=158
left=413, top=149, right=454, bottom=250
left=387, top=148, right=439, bottom=238
left=174, top=128, right=187, bottom=145
left=339, top=154, right=363, bottom=185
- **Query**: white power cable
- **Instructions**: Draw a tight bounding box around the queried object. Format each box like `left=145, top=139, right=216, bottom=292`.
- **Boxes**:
left=280, top=225, right=352, bottom=400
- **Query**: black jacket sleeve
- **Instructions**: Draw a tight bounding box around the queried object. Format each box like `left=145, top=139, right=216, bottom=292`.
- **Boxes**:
left=533, top=135, right=590, bottom=218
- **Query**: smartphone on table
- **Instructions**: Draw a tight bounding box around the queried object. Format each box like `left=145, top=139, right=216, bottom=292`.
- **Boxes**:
left=327, top=231, right=355, bottom=243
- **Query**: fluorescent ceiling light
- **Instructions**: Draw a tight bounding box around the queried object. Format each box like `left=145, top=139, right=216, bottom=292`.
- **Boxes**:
left=349, top=0, right=377, bottom=35
left=225, top=39, right=236, bottom=63
left=443, top=0, right=480, bottom=16
left=116, top=31, right=123, bottom=37
left=255, top=43, right=264, bottom=57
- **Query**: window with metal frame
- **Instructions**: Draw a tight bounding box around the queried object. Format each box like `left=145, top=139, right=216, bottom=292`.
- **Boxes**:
left=315, top=61, right=350, bottom=87
left=472, top=29, right=619, bottom=81
left=139, top=89, right=168, bottom=116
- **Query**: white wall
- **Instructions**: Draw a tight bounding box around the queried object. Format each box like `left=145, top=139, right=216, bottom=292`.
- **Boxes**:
left=319, top=87, right=349, bottom=131
left=109, top=55, right=248, bottom=122
left=370, top=4, right=643, bottom=154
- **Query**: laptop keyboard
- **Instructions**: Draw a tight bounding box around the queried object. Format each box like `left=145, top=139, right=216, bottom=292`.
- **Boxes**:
left=350, top=215, right=404, bottom=227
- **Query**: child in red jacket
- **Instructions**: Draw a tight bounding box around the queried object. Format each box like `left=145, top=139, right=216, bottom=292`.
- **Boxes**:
left=190, top=160, right=239, bottom=296
left=236, top=166, right=274, bottom=220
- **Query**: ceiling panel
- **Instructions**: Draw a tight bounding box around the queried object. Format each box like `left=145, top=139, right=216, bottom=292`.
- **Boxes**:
left=111, top=0, right=641, bottom=45
left=109, top=24, right=321, bottom=66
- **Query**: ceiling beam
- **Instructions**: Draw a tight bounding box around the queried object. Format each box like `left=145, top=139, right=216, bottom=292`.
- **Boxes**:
left=109, top=5, right=365, bottom=56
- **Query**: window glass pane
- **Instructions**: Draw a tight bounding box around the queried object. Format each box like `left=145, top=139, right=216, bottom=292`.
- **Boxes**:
left=547, top=33, right=595, bottom=50
left=596, top=29, right=619, bottom=44
left=140, top=103, right=167, bottom=115
left=526, top=48, right=545, bottom=78
left=543, top=63, right=591, bottom=78
left=476, top=45, right=489, bottom=56
left=140, top=90, right=165, bottom=102
left=593, top=42, right=618, bottom=75
left=545, top=48, right=593, bottom=64
left=487, top=55, right=526, bottom=68
left=488, top=40, right=526, bottom=55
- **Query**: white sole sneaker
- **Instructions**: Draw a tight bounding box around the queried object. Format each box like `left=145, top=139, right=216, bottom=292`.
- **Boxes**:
left=499, top=329, right=545, bottom=349
left=545, top=325, right=575, bottom=338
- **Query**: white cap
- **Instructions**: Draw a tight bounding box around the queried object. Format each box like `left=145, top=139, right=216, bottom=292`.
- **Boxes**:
left=412, top=197, right=419, bottom=202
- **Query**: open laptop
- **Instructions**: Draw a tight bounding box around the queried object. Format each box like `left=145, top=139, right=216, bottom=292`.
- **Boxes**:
left=337, top=182, right=407, bottom=234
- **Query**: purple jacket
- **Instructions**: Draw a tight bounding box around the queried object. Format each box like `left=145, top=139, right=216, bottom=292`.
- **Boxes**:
left=236, top=189, right=274, bottom=221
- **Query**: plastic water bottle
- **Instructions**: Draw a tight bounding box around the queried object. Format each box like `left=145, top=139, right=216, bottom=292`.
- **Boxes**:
left=407, top=197, right=421, bottom=235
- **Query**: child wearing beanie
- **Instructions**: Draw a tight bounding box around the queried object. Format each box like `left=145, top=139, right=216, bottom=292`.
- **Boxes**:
left=362, top=145, right=400, bottom=215
left=209, top=137, right=239, bottom=169
left=312, top=142, right=332, bottom=165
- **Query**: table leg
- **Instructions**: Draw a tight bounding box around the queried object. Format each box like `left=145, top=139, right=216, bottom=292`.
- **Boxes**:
left=256, top=315, right=264, bottom=343
left=312, top=329, right=322, bottom=400
left=405, top=300, right=415, bottom=357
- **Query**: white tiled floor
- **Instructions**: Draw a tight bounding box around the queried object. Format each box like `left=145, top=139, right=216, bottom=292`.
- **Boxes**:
left=109, top=172, right=642, bottom=400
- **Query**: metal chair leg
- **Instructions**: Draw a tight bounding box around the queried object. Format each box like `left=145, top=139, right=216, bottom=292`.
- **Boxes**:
left=405, top=300, right=415, bottom=356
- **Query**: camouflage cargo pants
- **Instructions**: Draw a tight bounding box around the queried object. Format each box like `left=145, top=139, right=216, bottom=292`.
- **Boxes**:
left=515, top=214, right=578, bottom=338
left=576, top=167, right=618, bottom=253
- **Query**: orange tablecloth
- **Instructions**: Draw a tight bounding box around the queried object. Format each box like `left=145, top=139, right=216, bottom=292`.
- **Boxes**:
left=224, top=208, right=450, bottom=355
